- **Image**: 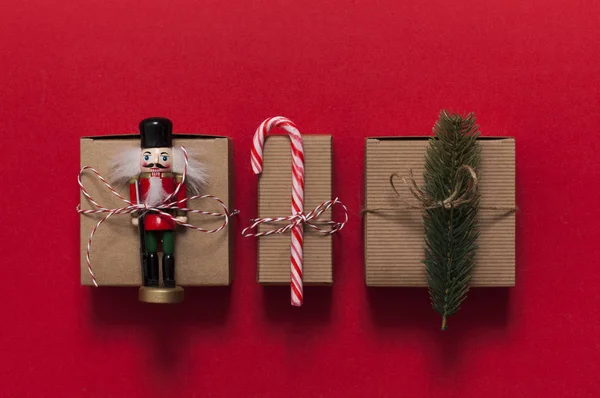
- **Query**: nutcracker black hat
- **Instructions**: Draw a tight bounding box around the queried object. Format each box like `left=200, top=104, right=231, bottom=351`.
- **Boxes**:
left=139, top=117, right=173, bottom=148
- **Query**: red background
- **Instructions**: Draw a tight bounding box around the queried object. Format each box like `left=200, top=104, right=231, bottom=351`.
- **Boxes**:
left=1, top=0, right=599, bottom=396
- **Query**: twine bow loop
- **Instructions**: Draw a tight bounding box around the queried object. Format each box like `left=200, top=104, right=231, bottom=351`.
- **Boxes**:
left=242, top=198, right=348, bottom=238
left=390, top=165, right=479, bottom=210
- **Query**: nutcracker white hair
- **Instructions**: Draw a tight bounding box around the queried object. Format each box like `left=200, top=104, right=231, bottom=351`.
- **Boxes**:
left=109, top=146, right=207, bottom=197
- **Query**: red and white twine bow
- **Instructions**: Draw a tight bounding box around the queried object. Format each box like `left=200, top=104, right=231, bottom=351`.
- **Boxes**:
left=242, top=198, right=348, bottom=235
left=77, top=147, right=238, bottom=287
left=246, top=116, right=347, bottom=307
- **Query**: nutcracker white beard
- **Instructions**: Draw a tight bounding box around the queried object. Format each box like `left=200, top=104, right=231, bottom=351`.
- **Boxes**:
left=110, top=146, right=208, bottom=196
left=144, top=177, right=168, bottom=207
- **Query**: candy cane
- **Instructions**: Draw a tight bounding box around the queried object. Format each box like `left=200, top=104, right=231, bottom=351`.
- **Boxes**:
left=251, top=116, right=305, bottom=307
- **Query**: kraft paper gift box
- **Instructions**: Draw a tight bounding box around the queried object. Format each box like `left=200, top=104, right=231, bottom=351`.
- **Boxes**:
left=79, top=134, right=234, bottom=286
left=256, top=135, right=333, bottom=285
left=364, top=137, right=516, bottom=287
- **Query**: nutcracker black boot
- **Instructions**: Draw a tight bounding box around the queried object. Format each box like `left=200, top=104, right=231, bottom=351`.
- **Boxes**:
left=147, top=252, right=159, bottom=287
left=162, top=254, right=176, bottom=288
left=141, top=253, right=149, bottom=286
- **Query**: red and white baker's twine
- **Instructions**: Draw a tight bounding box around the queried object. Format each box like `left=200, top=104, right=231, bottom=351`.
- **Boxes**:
left=242, top=198, right=348, bottom=236
left=245, top=116, right=347, bottom=307
left=77, top=147, right=238, bottom=287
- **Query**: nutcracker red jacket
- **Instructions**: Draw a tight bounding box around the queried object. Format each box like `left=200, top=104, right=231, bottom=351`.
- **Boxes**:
left=129, top=173, right=187, bottom=231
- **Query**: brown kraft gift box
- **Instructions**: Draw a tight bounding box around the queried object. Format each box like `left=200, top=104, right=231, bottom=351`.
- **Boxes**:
left=257, top=135, right=333, bottom=285
left=80, top=134, right=234, bottom=286
left=364, top=137, right=515, bottom=287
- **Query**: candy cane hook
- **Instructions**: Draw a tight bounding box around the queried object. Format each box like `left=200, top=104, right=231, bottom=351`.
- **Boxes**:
left=251, top=116, right=305, bottom=306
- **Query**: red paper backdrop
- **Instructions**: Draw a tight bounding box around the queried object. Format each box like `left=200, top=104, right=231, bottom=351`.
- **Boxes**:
left=1, top=0, right=599, bottom=396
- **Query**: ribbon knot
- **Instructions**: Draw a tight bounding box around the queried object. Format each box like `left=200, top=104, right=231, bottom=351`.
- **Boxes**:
left=391, top=165, right=479, bottom=210
left=77, top=147, right=238, bottom=287
left=295, top=213, right=308, bottom=226
left=363, top=164, right=516, bottom=214
left=242, top=198, right=348, bottom=238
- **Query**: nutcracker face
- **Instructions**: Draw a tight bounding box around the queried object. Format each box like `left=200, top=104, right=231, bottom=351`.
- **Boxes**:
left=140, top=147, right=173, bottom=174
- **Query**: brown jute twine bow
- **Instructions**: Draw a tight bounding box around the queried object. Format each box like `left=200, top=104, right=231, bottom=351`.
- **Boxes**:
left=364, top=165, right=517, bottom=214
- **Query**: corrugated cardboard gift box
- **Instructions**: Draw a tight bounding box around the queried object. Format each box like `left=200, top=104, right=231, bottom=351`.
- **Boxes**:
left=79, top=134, right=234, bottom=286
left=364, top=137, right=515, bottom=287
left=257, top=135, right=333, bottom=285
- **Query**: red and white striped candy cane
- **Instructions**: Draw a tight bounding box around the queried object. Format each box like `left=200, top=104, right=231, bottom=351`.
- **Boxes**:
left=251, top=116, right=305, bottom=307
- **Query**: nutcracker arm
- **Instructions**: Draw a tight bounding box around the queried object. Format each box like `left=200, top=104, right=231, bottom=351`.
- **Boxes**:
left=129, top=176, right=140, bottom=205
left=175, top=174, right=187, bottom=216
left=129, top=176, right=141, bottom=225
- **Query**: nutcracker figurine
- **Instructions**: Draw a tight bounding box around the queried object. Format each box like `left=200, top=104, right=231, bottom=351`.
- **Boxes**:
left=112, top=117, right=206, bottom=303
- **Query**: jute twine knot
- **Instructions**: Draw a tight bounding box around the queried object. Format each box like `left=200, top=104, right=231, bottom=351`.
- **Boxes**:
left=364, top=165, right=516, bottom=214
left=391, top=165, right=479, bottom=210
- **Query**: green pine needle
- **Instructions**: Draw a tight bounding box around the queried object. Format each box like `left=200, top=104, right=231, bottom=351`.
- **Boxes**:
left=422, top=110, right=481, bottom=331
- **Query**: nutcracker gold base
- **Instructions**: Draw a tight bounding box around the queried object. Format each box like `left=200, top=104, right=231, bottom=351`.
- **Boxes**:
left=138, top=286, right=184, bottom=304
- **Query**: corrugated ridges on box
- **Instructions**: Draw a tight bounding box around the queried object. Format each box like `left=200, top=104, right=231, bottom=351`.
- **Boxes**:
left=79, top=135, right=234, bottom=286
left=364, top=137, right=515, bottom=287
left=257, top=135, right=333, bottom=285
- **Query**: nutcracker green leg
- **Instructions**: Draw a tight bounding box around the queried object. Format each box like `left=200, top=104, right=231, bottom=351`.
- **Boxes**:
left=161, top=231, right=176, bottom=288
left=145, top=231, right=159, bottom=287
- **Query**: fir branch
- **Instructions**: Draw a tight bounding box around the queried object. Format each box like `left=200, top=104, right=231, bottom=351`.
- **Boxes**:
left=422, top=110, right=481, bottom=330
